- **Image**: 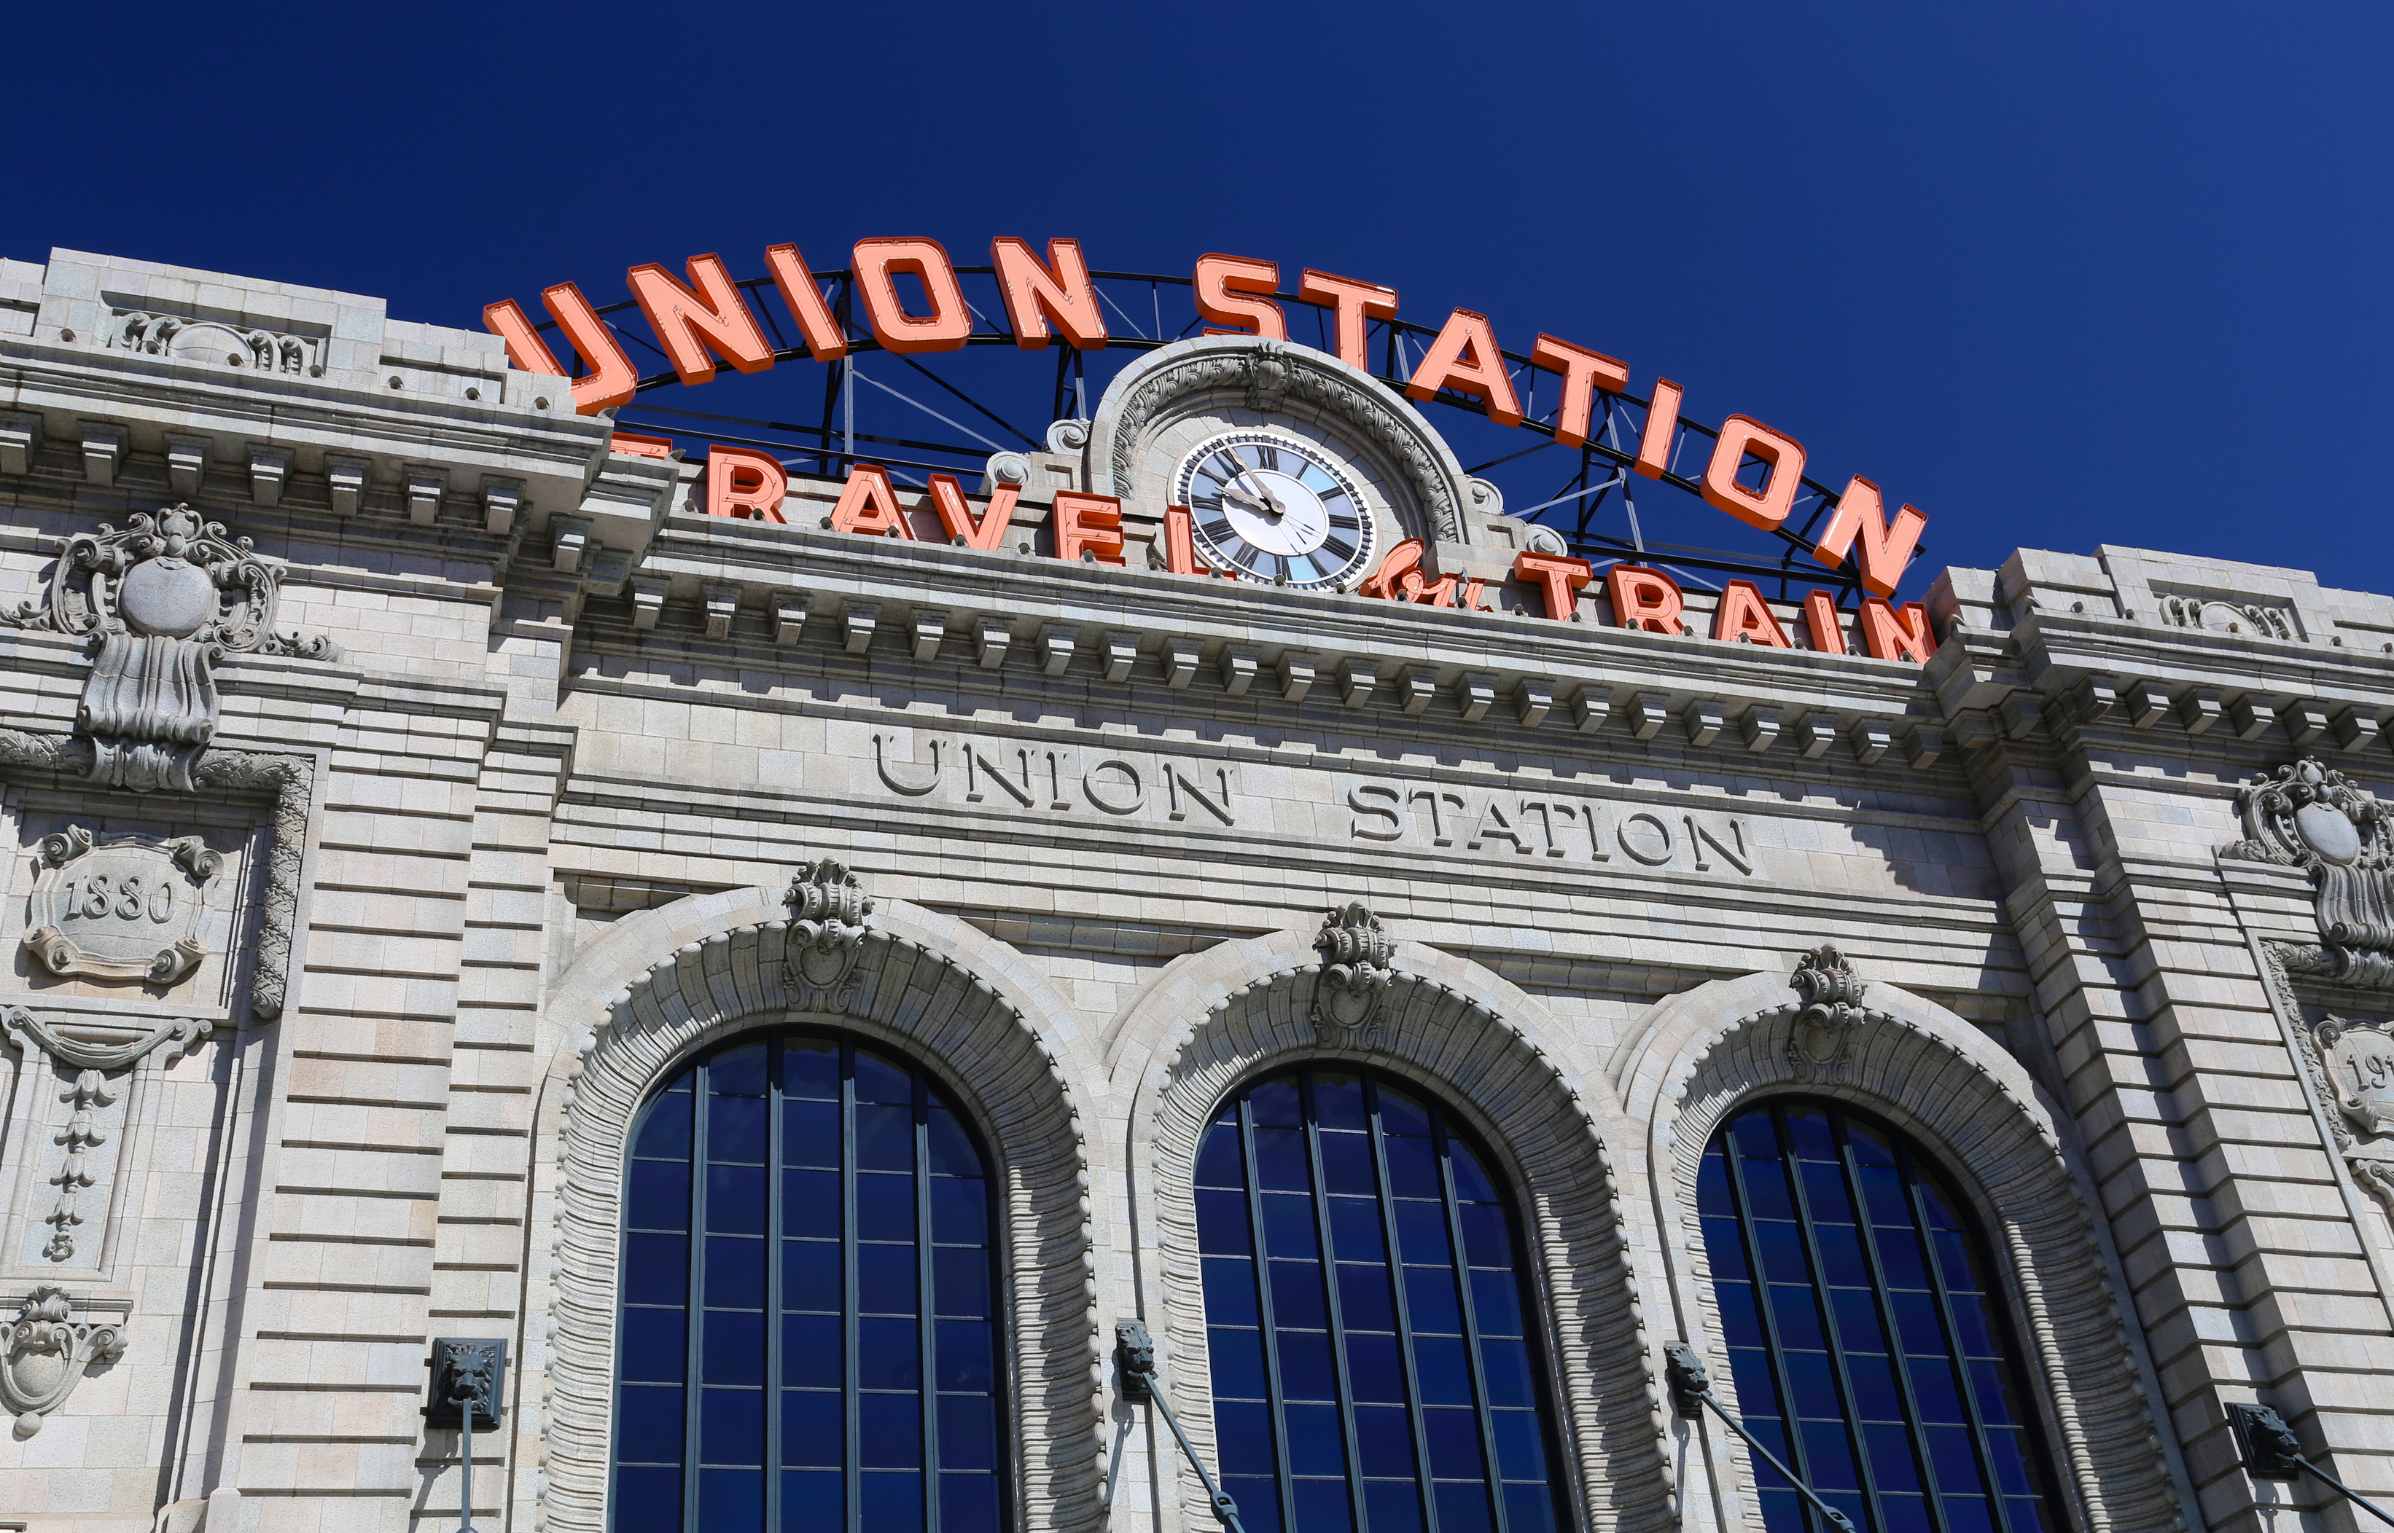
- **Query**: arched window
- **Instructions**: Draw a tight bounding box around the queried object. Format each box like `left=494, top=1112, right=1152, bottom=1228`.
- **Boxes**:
left=1696, top=1100, right=2068, bottom=1533
left=1193, top=1066, right=1565, bottom=1533
left=611, top=1030, right=1005, bottom=1533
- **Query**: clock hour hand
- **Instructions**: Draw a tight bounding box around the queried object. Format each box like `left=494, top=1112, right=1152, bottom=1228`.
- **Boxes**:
left=1212, top=452, right=1283, bottom=515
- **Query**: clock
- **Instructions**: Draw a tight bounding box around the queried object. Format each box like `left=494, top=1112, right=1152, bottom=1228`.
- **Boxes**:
left=1172, top=428, right=1378, bottom=588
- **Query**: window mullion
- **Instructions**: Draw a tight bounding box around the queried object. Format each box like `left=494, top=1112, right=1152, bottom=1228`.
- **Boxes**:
left=917, top=1070, right=944, bottom=1533
left=842, top=1041, right=862, bottom=1533
left=1431, top=1107, right=1511, bottom=1533
left=1834, top=1120, right=1952, bottom=1533
left=1774, top=1106, right=1903, bottom=1533
left=1720, top=1118, right=1823, bottom=1532
left=1297, top=1073, right=1370, bottom=1530
left=1237, top=1097, right=1301, bottom=1533
left=1898, top=1143, right=2009, bottom=1520
left=682, top=1063, right=710, bottom=1532
left=1364, top=1077, right=1442, bottom=1533
left=766, top=1040, right=785, bottom=1533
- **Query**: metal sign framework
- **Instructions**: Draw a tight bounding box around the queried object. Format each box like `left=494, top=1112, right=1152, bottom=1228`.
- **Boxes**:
left=520, top=263, right=1921, bottom=602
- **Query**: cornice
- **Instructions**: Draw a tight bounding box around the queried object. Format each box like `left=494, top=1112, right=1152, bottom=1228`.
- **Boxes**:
left=595, top=511, right=1959, bottom=775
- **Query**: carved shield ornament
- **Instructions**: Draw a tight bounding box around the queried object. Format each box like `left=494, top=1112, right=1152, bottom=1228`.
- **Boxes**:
left=2319, top=1017, right=2394, bottom=1138
left=21, top=826, right=222, bottom=985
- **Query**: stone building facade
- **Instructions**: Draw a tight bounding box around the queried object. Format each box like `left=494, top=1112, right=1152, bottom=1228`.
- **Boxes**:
left=0, top=246, right=2390, bottom=1533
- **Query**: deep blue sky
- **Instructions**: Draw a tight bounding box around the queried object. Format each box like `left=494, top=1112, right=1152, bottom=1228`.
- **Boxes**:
left=7, top=2, right=2387, bottom=590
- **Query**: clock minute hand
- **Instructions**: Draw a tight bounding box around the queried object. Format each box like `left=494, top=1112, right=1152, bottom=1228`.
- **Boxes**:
left=1214, top=452, right=1283, bottom=514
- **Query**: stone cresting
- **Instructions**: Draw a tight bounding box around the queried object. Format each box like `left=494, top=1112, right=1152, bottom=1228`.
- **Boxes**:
left=0, top=1286, right=125, bottom=1439
left=0, top=504, right=337, bottom=791
left=1786, top=943, right=1866, bottom=1072
left=1139, top=942, right=1669, bottom=1533
left=1638, top=972, right=2185, bottom=1533
left=2221, top=757, right=2394, bottom=987
left=542, top=884, right=1104, bottom=1533
left=1094, top=339, right=1468, bottom=541
left=1310, top=902, right=1397, bottom=1037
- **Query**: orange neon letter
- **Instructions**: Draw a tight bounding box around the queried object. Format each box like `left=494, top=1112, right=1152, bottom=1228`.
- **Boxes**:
left=1512, top=550, right=1593, bottom=620
left=992, top=237, right=1106, bottom=349
left=1605, top=565, right=1685, bottom=634
left=830, top=464, right=918, bottom=539
left=1530, top=334, right=1629, bottom=449
left=1858, top=599, right=1933, bottom=663
left=1711, top=581, right=1793, bottom=647
left=483, top=283, right=639, bottom=413
left=1813, top=475, right=1928, bottom=599
left=1193, top=254, right=1287, bottom=339
left=626, top=252, right=775, bottom=387
left=1632, top=379, right=1684, bottom=478
left=705, top=446, right=786, bottom=522
left=925, top=474, right=1019, bottom=552
left=1701, top=415, right=1805, bottom=532
left=1161, top=504, right=1201, bottom=575
left=853, top=237, right=971, bottom=354
left=1053, top=492, right=1126, bottom=565
left=1802, top=590, right=1849, bottom=654
left=1298, top=269, right=1398, bottom=370
left=763, top=243, right=850, bottom=361
left=1406, top=309, right=1523, bottom=426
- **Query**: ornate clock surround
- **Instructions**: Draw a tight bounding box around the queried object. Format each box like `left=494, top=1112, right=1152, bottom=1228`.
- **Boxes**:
left=1080, top=334, right=1482, bottom=550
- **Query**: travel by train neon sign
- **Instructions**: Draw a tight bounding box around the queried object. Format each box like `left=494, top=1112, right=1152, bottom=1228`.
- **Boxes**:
left=487, top=238, right=1937, bottom=662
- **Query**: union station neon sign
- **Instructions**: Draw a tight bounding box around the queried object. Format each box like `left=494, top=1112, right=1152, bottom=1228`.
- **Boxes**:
left=487, top=238, right=1936, bottom=664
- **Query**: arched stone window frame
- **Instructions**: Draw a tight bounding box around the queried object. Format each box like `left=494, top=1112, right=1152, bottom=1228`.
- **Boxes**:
left=1106, top=927, right=1674, bottom=1533
left=521, top=884, right=1112, bottom=1533
left=1613, top=968, right=2195, bottom=1533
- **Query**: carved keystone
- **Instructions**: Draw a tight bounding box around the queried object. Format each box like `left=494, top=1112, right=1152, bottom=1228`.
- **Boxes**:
left=782, top=859, right=875, bottom=1006
left=1789, top=944, right=1867, bottom=1071
left=1313, top=903, right=1397, bottom=1037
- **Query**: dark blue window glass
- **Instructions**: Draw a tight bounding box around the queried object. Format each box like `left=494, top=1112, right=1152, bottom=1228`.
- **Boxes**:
left=610, top=1031, right=1006, bottom=1531
left=1194, top=1067, right=1564, bottom=1533
left=1696, top=1101, right=2069, bottom=1533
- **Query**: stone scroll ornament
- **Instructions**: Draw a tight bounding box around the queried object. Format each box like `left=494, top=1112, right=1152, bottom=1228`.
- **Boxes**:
left=781, top=858, right=874, bottom=1009
left=21, top=825, right=223, bottom=985
left=0, top=504, right=336, bottom=792
left=2221, top=757, right=2394, bottom=986
left=1312, top=902, right=1397, bottom=1038
left=1788, top=943, right=1868, bottom=1072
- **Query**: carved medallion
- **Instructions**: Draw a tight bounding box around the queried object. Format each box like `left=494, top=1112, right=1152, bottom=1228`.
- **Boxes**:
left=0, top=1287, right=125, bottom=1438
left=21, top=826, right=222, bottom=985
left=2318, top=1017, right=2394, bottom=1138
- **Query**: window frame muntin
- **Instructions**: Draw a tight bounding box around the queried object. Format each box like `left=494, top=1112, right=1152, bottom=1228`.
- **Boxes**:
left=607, top=1024, right=1012, bottom=1533
left=1699, top=1094, right=2073, bottom=1533
left=1195, top=1060, right=1571, bottom=1533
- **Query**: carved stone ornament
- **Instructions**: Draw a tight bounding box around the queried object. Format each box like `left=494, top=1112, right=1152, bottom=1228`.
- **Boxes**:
left=2273, top=988, right=2394, bottom=1212
left=0, top=504, right=337, bottom=792
left=2158, top=593, right=2295, bottom=640
left=1788, top=944, right=1868, bottom=1070
left=107, top=307, right=326, bottom=377
left=2221, top=757, right=2394, bottom=986
left=1312, top=902, right=1397, bottom=1036
left=781, top=859, right=874, bottom=1006
left=21, top=825, right=224, bottom=985
left=1, top=1007, right=211, bottom=1265
left=0, top=1286, right=125, bottom=1437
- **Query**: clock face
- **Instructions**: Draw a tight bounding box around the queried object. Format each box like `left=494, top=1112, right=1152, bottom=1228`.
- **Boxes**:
left=1173, top=429, right=1379, bottom=589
